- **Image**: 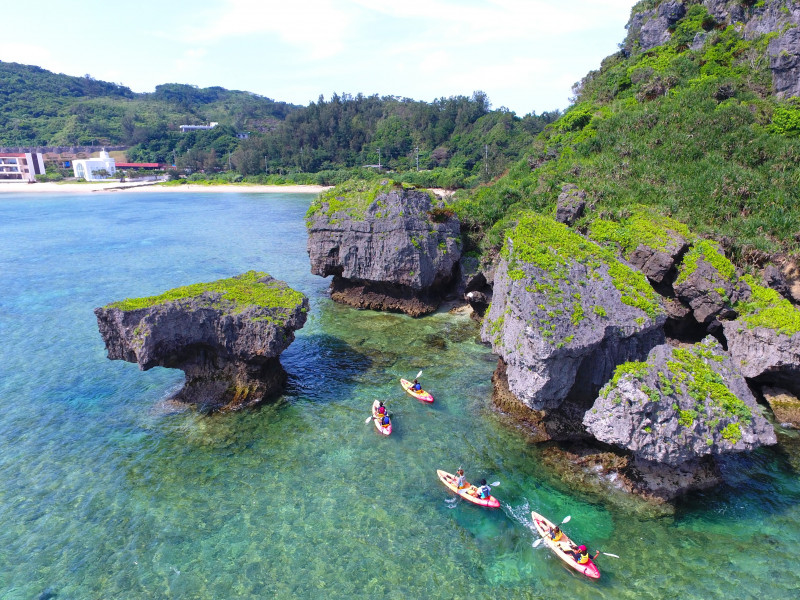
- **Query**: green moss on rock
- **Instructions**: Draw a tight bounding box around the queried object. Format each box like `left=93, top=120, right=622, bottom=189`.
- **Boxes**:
left=502, top=212, right=663, bottom=318
left=736, top=274, right=800, bottom=336
left=305, top=179, right=433, bottom=223
left=675, top=240, right=737, bottom=286
left=107, top=271, right=306, bottom=321
left=588, top=206, right=693, bottom=258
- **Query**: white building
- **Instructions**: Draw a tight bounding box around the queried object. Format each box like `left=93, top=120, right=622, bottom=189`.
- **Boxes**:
left=180, top=122, right=218, bottom=133
left=0, top=152, right=46, bottom=182
left=73, top=150, right=116, bottom=181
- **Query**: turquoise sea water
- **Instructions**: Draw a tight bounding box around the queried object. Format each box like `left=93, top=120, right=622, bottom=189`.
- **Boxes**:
left=1, top=191, right=799, bottom=599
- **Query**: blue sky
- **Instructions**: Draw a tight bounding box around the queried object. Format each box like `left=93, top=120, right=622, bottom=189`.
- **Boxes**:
left=1, top=0, right=637, bottom=115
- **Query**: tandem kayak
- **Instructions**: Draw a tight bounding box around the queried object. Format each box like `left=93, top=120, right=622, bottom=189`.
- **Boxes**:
left=373, top=414, right=392, bottom=436
left=400, top=378, right=434, bottom=403
left=531, top=511, right=600, bottom=579
left=437, top=469, right=500, bottom=508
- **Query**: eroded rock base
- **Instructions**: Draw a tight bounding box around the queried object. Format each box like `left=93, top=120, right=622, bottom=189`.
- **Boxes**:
left=173, top=357, right=287, bottom=412
left=491, top=359, right=590, bottom=442
left=330, top=276, right=443, bottom=317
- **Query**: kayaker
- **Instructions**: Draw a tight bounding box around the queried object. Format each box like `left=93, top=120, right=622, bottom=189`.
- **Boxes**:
left=412, top=379, right=422, bottom=391
left=381, top=414, right=390, bottom=428
left=565, top=544, right=599, bottom=565
left=548, top=525, right=563, bottom=542
left=477, top=479, right=491, bottom=499
left=455, top=468, right=466, bottom=489
left=372, top=400, right=386, bottom=418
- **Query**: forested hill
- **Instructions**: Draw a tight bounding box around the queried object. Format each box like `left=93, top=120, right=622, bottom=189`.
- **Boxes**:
left=452, top=0, right=800, bottom=261
left=0, top=60, right=559, bottom=185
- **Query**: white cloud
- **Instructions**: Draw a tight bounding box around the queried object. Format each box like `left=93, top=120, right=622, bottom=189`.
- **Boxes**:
left=177, top=0, right=358, bottom=59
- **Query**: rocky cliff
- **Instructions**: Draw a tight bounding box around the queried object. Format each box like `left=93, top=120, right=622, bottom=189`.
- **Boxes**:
left=724, top=274, right=800, bottom=394
left=95, top=271, right=308, bottom=411
left=625, top=0, right=800, bottom=98
left=306, top=180, right=461, bottom=316
left=584, top=336, right=776, bottom=499
left=481, top=212, right=665, bottom=439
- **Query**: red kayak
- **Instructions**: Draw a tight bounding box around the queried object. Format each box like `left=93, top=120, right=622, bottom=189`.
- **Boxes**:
left=531, top=511, right=600, bottom=579
left=400, top=378, right=434, bottom=403
left=437, top=469, right=500, bottom=508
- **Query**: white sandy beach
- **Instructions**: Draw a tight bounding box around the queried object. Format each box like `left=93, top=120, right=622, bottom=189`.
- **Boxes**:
left=0, top=181, right=454, bottom=196
left=0, top=181, right=332, bottom=194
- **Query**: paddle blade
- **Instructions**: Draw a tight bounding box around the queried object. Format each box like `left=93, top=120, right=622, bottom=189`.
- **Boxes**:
left=532, top=538, right=542, bottom=548
left=415, top=370, right=423, bottom=379
left=561, top=515, right=571, bottom=524
left=365, top=416, right=372, bottom=424
left=602, top=552, right=620, bottom=558
left=489, top=481, right=500, bottom=487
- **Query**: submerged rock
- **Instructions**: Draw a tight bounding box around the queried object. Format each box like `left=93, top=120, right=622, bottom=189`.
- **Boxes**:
left=762, top=386, right=800, bottom=429
left=306, top=180, right=461, bottom=316
left=481, top=212, right=665, bottom=439
left=95, top=271, right=308, bottom=411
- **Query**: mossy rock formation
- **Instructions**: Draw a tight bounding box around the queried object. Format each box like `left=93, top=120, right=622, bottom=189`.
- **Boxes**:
left=95, top=271, right=308, bottom=411
left=306, top=179, right=461, bottom=316
left=481, top=212, right=666, bottom=439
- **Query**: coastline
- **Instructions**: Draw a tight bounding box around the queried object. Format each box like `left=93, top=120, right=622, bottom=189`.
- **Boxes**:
left=0, top=181, right=454, bottom=196
left=0, top=181, right=333, bottom=194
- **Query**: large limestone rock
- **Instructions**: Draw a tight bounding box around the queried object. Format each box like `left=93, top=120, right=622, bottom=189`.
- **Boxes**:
left=481, top=212, right=665, bottom=438
left=674, top=240, right=739, bottom=325
left=588, top=207, right=691, bottom=287
left=555, top=183, right=587, bottom=226
left=584, top=337, right=776, bottom=466
left=625, top=1, right=687, bottom=52
left=724, top=275, right=800, bottom=395
left=95, top=271, right=308, bottom=411
left=626, top=1, right=800, bottom=98
left=306, top=180, right=461, bottom=316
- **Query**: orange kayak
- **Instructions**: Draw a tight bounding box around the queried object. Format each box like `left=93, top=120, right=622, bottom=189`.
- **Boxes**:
left=437, top=469, right=500, bottom=508
left=400, top=378, right=434, bottom=403
left=531, top=511, right=600, bottom=579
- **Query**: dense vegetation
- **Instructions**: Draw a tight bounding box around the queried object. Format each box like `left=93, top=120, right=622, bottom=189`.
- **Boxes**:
left=0, top=61, right=557, bottom=187
left=450, top=0, right=800, bottom=261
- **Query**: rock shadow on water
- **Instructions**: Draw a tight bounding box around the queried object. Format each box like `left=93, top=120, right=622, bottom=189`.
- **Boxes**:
left=281, top=332, right=375, bottom=404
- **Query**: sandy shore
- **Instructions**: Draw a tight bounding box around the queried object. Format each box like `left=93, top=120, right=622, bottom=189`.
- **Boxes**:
left=0, top=182, right=332, bottom=194
left=0, top=181, right=455, bottom=196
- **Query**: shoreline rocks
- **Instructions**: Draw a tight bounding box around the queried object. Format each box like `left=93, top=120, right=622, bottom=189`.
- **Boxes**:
left=95, top=271, right=308, bottom=411
left=306, top=180, right=461, bottom=316
left=481, top=212, right=665, bottom=439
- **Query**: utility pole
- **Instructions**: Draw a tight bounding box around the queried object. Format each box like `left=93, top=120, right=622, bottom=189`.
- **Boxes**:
left=228, top=152, right=232, bottom=171
left=415, top=147, right=419, bottom=171
left=378, top=147, right=381, bottom=170
left=484, top=144, right=489, bottom=178
left=264, top=155, right=267, bottom=173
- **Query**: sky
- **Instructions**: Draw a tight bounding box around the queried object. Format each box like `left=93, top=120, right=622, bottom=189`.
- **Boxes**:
left=0, top=0, right=638, bottom=116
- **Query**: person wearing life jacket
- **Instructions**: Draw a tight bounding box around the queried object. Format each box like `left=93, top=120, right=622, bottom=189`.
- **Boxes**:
left=412, top=379, right=422, bottom=392
left=476, top=479, right=491, bottom=499
left=567, top=544, right=599, bottom=565
left=455, top=468, right=467, bottom=489
left=548, top=525, right=563, bottom=542
left=381, top=414, right=390, bottom=428
left=372, top=400, right=386, bottom=418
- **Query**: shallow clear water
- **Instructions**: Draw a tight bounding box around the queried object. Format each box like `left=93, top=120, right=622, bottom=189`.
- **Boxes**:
left=1, top=191, right=799, bottom=599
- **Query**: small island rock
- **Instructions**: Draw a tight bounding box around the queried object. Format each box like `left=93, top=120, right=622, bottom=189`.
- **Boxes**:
left=95, top=271, right=308, bottom=411
left=306, top=180, right=461, bottom=316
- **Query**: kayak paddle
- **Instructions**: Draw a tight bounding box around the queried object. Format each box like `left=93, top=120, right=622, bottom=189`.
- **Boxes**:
left=600, top=552, right=619, bottom=558
left=532, top=515, right=572, bottom=547
left=490, top=481, right=500, bottom=487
